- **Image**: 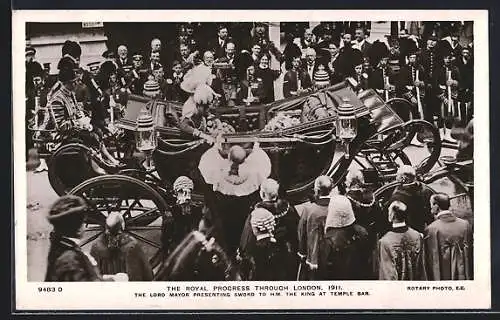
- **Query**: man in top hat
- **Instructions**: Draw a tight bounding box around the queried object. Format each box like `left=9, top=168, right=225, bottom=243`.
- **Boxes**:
left=368, top=41, right=396, bottom=100
left=433, top=39, right=461, bottom=142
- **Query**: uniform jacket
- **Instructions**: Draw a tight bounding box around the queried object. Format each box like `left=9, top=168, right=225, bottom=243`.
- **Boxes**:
left=282, top=69, right=312, bottom=98
left=424, top=211, right=473, bottom=280
left=456, top=57, right=473, bottom=101
left=90, top=233, right=153, bottom=281
left=369, top=66, right=396, bottom=92
left=420, top=48, right=439, bottom=82
left=45, top=236, right=102, bottom=282
left=237, top=78, right=265, bottom=104
left=376, top=225, right=428, bottom=280
left=41, top=85, right=81, bottom=132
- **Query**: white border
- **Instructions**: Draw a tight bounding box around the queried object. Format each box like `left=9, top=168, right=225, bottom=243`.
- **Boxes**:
left=13, top=10, right=490, bottom=311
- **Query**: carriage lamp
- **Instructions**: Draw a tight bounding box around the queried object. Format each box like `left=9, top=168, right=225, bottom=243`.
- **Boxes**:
left=135, top=107, right=157, bottom=169
left=336, top=97, right=357, bottom=158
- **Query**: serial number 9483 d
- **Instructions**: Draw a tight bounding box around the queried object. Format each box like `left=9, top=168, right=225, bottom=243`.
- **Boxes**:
left=38, top=287, right=62, bottom=293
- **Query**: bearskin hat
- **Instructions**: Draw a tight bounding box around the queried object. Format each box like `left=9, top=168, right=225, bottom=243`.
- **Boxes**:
left=368, top=40, right=390, bottom=66
left=61, top=40, right=82, bottom=59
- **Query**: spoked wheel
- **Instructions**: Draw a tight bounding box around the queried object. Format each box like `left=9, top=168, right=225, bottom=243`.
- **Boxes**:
left=363, top=120, right=441, bottom=178
left=48, top=143, right=99, bottom=196
left=386, top=98, right=415, bottom=122
left=373, top=180, right=436, bottom=225
left=69, top=174, right=171, bottom=268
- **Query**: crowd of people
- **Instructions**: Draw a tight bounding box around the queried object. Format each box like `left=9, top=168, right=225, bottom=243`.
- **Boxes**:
left=44, top=164, right=473, bottom=282
left=24, top=21, right=474, bottom=282
left=26, top=21, right=474, bottom=163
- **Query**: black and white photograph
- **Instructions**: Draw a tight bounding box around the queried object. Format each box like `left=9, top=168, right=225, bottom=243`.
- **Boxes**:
left=14, top=10, right=490, bottom=310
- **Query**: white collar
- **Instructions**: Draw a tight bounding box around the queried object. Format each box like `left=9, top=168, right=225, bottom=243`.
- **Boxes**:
left=436, top=210, right=453, bottom=219
left=318, top=196, right=330, bottom=199
left=392, top=222, right=406, bottom=228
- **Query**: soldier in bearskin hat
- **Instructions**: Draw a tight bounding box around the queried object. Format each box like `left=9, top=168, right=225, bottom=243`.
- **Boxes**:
left=397, top=47, right=426, bottom=116
left=368, top=41, right=396, bottom=101
left=434, top=39, right=461, bottom=142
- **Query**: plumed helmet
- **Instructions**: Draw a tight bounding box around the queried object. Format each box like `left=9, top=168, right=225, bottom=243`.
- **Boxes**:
left=173, top=176, right=194, bottom=192
left=181, top=65, right=213, bottom=94
left=325, top=195, right=355, bottom=230
left=193, top=83, right=215, bottom=105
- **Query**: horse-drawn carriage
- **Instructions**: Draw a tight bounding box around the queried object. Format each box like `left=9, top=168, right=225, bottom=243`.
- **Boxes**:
left=29, top=79, right=473, bottom=275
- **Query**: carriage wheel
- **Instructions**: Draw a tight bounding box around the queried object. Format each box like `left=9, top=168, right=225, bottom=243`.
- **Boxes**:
left=373, top=180, right=436, bottom=223
left=69, top=174, right=171, bottom=267
left=386, top=98, right=415, bottom=122
left=371, top=120, right=442, bottom=177
left=47, top=143, right=98, bottom=196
